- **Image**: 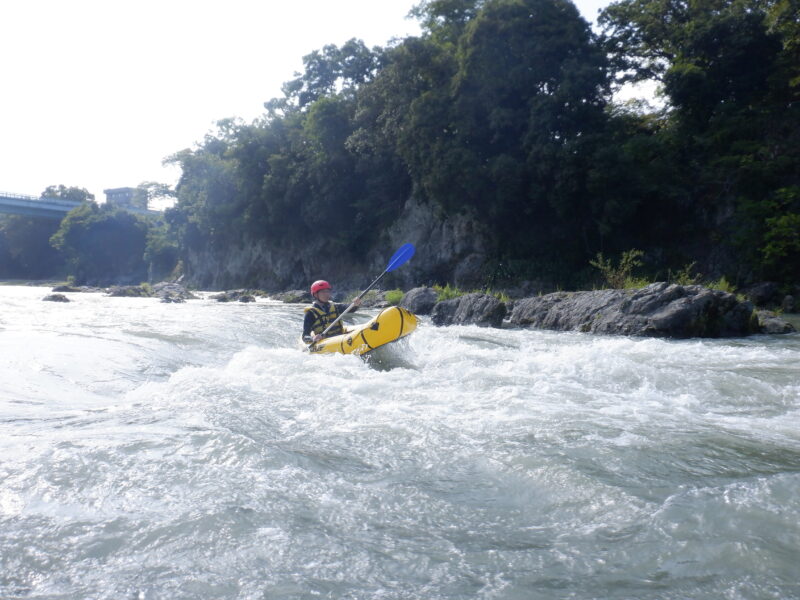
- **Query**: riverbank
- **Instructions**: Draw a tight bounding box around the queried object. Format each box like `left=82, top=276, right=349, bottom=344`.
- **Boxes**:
left=31, top=280, right=798, bottom=339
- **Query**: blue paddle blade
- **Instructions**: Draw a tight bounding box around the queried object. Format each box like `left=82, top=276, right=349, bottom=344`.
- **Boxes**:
left=386, top=243, right=415, bottom=272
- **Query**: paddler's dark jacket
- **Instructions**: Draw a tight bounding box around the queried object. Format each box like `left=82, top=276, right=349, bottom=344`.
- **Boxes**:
left=302, top=301, right=356, bottom=343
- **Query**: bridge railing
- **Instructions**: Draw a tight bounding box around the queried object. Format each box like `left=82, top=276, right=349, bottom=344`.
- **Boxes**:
left=0, top=191, right=83, bottom=204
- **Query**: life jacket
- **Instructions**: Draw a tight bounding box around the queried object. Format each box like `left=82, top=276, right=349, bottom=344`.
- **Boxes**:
left=305, top=301, right=344, bottom=337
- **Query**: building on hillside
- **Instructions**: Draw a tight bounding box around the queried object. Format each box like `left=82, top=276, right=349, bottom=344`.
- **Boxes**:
left=103, top=187, right=147, bottom=210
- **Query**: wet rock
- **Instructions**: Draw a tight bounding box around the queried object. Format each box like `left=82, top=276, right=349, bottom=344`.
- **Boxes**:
left=756, top=310, right=797, bottom=334
left=509, top=282, right=761, bottom=338
left=107, top=285, right=153, bottom=298
left=743, top=282, right=781, bottom=307
left=781, top=295, right=795, bottom=313
left=272, top=290, right=312, bottom=303
left=431, top=293, right=507, bottom=328
left=43, top=293, right=70, bottom=302
left=209, top=289, right=260, bottom=303
left=400, top=287, right=439, bottom=315
left=153, top=282, right=199, bottom=302
left=51, top=285, right=82, bottom=293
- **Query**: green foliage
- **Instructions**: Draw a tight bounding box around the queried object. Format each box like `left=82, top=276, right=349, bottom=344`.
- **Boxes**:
left=669, top=262, right=703, bottom=286
left=434, top=283, right=510, bottom=302
left=706, top=276, right=736, bottom=294
left=50, top=203, right=149, bottom=285
left=41, top=185, right=95, bottom=203
left=0, top=215, right=66, bottom=279
left=384, top=289, right=404, bottom=305
left=623, top=277, right=652, bottom=289
left=590, top=249, right=645, bottom=289
left=149, top=0, right=799, bottom=292
left=434, top=283, right=464, bottom=301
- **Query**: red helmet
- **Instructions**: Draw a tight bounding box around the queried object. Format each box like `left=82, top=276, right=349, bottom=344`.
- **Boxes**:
left=310, top=280, right=332, bottom=295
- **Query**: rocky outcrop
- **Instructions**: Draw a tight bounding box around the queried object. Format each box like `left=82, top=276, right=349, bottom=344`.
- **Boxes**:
left=208, top=289, right=261, bottom=303
left=508, top=283, right=761, bottom=338
left=107, top=285, right=153, bottom=298
left=153, top=282, right=199, bottom=303
left=385, top=199, right=492, bottom=289
left=400, top=287, right=439, bottom=315
left=43, top=293, right=70, bottom=302
left=743, top=282, right=781, bottom=307
left=431, top=293, right=507, bottom=328
left=272, top=290, right=312, bottom=303
left=757, top=310, right=797, bottom=334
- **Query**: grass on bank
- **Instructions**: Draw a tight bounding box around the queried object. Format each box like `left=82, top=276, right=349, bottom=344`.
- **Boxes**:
left=591, top=249, right=743, bottom=297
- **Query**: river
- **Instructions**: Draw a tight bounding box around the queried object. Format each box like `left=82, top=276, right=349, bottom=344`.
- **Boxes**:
left=1, top=285, right=799, bottom=599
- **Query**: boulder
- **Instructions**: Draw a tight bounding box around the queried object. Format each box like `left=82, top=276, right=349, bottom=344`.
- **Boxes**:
left=238, top=295, right=256, bottom=303
left=51, top=285, right=82, bottom=293
left=781, top=295, right=795, bottom=313
left=272, top=290, right=312, bottom=303
left=153, top=282, right=199, bottom=302
left=107, top=285, right=153, bottom=298
left=743, top=282, right=781, bottom=307
left=757, top=310, right=797, bottom=334
left=509, top=282, right=761, bottom=338
left=400, top=287, right=439, bottom=315
left=210, top=290, right=247, bottom=302
left=431, top=293, right=507, bottom=328
left=43, top=293, right=70, bottom=302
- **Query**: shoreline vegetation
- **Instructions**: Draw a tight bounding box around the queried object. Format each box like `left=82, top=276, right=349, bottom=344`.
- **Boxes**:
left=2, top=0, right=798, bottom=306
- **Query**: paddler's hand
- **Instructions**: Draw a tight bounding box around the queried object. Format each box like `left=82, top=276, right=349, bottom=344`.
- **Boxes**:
left=312, top=333, right=323, bottom=342
left=353, top=298, right=362, bottom=307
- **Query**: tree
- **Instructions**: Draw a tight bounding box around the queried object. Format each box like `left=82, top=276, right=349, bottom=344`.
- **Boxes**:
left=0, top=215, right=66, bottom=279
left=50, top=202, right=148, bottom=284
left=41, top=185, right=95, bottom=203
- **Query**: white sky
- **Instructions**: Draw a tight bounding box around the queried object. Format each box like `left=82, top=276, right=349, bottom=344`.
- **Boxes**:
left=1, top=0, right=610, bottom=205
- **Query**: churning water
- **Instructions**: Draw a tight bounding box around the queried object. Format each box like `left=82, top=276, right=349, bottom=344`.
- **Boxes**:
left=1, top=285, right=799, bottom=599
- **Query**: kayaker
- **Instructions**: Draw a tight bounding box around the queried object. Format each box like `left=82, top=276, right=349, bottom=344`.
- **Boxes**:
left=302, top=280, right=361, bottom=343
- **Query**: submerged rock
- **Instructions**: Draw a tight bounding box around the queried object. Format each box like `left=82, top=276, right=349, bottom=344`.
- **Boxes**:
left=431, top=293, right=507, bottom=328
left=43, top=293, right=70, bottom=302
left=400, top=287, right=439, bottom=315
left=509, top=282, right=761, bottom=338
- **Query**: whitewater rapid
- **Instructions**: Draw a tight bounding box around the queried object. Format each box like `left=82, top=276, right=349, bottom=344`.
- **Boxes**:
left=1, top=285, right=799, bottom=599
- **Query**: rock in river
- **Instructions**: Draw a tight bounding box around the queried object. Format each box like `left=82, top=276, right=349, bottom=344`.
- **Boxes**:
left=431, top=293, right=507, bottom=328
left=509, top=282, right=763, bottom=338
left=43, top=293, right=70, bottom=302
left=400, top=287, right=439, bottom=315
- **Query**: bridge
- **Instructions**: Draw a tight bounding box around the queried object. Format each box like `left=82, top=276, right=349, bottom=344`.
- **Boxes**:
left=0, top=192, right=157, bottom=219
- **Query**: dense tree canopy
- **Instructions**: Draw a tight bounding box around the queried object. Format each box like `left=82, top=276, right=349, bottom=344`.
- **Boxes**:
left=3, top=0, right=797, bottom=290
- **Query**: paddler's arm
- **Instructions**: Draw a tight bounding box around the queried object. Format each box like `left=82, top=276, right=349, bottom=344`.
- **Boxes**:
left=302, top=311, right=317, bottom=343
left=336, top=298, right=361, bottom=314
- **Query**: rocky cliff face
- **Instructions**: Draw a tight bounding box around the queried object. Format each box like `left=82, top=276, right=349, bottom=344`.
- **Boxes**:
left=385, top=199, right=492, bottom=289
left=183, top=197, right=492, bottom=291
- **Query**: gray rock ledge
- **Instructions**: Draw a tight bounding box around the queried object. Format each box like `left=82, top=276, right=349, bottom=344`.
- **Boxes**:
left=508, top=282, right=765, bottom=338
left=431, top=293, right=507, bottom=328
